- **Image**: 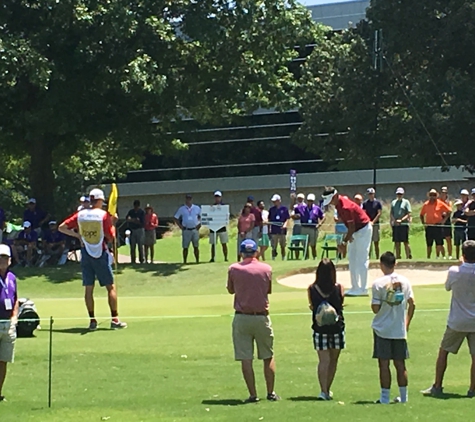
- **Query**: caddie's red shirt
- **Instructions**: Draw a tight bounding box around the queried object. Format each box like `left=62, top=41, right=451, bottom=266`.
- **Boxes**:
left=336, top=195, right=371, bottom=231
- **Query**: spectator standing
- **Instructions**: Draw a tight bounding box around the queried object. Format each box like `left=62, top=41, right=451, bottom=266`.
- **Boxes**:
left=23, top=198, right=49, bottom=235
left=464, top=189, right=475, bottom=241
left=390, top=188, right=412, bottom=260
left=43, top=221, right=66, bottom=265
left=59, top=188, right=127, bottom=330
left=144, top=204, right=159, bottom=264
left=353, top=194, right=364, bottom=208
left=0, top=244, right=18, bottom=402
left=334, top=210, right=348, bottom=259
left=0, top=206, right=6, bottom=244
left=126, top=200, right=145, bottom=264
left=363, top=188, right=383, bottom=259
left=248, top=196, right=263, bottom=243
left=422, top=240, right=475, bottom=397
left=268, top=194, right=290, bottom=261
left=371, top=252, right=416, bottom=404
left=77, top=196, right=90, bottom=211
left=452, top=200, right=468, bottom=260
left=297, top=194, right=325, bottom=260
left=440, top=187, right=453, bottom=259
left=227, top=239, right=279, bottom=402
left=420, top=189, right=451, bottom=259
left=257, top=201, right=270, bottom=261
left=291, top=193, right=306, bottom=236
left=13, top=221, right=38, bottom=267
left=173, top=194, right=201, bottom=264
left=308, top=259, right=345, bottom=400
left=322, top=187, right=372, bottom=296
left=460, top=189, right=470, bottom=206
left=209, top=191, right=228, bottom=263
left=237, top=203, right=255, bottom=261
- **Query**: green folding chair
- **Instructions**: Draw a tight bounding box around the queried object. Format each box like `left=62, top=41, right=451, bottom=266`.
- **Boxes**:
left=320, top=234, right=343, bottom=262
left=287, top=234, right=309, bottom=260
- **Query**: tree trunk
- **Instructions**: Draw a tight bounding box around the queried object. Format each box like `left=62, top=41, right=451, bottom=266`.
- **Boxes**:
left=29, top=138, right=56, bottom=213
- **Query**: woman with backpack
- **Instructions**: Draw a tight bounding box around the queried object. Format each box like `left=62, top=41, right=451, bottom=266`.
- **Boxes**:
left=307, top=258, right=345, bottom=400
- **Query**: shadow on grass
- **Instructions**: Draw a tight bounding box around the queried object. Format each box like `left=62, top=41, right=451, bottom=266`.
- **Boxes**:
left=14, top=262, right=82, bottom=284
left=288, top=396, right=319, bottom=402
left=201, top=399, right=246, bottom=406
left=423, top=393, right=469, bottom=400
left=52, top=327, right=111, bottom=336
left=130, top=262, right=188, bottom=277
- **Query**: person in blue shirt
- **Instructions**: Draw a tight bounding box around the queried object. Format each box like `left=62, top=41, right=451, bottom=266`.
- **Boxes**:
left=13, top=221, right=38, bottom=267
left=43, top=221, right=66, bottom=265
left=22, top=198, right=50, bottom=234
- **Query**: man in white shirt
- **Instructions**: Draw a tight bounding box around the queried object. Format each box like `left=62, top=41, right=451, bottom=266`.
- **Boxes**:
left=422, top=240, right=475, bottom=397
left=371, top=252, right=416, bottom=404
left=174, top=194, right=201, bottom=264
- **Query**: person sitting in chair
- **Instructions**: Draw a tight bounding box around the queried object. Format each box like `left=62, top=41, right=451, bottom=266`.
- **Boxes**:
left=13, top=221, right=38, bottom=267
left=42, top=221, right=67, bottom=266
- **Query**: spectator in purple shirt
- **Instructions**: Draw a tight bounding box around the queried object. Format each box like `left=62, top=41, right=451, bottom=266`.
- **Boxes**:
left=43, top=221, right=66, bottom=265
left=13, top=221, right=38, bottom=267
left=23, top=198, right=50, bottom=233
left=363, top=188, right=383, bottom=259
left=0, top=207, right=6, bottom=244
left=268, top=194, right=290, bottom=260
left=296, top=194, right=325, bottom=259
left=0, top=244, right=18, bottom=403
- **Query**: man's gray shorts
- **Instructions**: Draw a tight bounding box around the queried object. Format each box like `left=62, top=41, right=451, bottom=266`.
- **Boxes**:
left=182, top=229, right=199, bottom=248
left=373, top=332, right=409, bottom=360
left=372, top=224, right=380, bottom=242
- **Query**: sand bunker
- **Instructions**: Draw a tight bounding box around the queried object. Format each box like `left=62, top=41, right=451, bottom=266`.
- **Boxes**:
left=278, top=266, right=451, bottom=290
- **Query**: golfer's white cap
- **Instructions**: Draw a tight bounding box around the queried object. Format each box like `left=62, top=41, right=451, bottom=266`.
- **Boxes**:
left=89, top=188, right=105, bottom=201
left=321, top=189, right=337, bottom=207
left=307, top=193, right=316, bottom=201
left=271, top=194, right=281, bottom=202
left=396, top=187, right=405, bottom=194
left=461, top=189, right=470, bottom=195
left=297, top=193, right=305, bottom=199
left=28, top=198, right=36, bottom=204
left=214, top=190, right=222, bottom=197
left=23, top=221, right=32, bottom=228
left=0, top=244, right=11, bottom=257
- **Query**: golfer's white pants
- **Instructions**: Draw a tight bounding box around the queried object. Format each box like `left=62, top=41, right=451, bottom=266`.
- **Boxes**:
left=347, top=223, right=373, bottom=291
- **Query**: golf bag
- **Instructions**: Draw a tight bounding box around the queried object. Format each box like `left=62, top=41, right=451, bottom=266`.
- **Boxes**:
left=16, top=298, right=40, bottom=337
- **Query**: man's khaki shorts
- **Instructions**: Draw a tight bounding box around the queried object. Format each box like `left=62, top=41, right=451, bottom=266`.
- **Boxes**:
left=271, top=234, right=286, bottom=249
left=440, top=326, right=475, bottom=355
left=301, top=226, right=318, bottom=247
left=0, top=321, right=16, bottom=363
left=209, top=231, right=229, bottom=245
left=232, top=314, right=274, bottom=361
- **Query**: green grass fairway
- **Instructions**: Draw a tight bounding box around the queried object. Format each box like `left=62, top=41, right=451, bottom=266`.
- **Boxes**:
left=1, top=236, right=472, bottom=421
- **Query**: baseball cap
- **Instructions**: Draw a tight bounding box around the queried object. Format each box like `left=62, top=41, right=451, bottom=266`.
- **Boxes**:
left=28, top=198, right=36, bottom=204
left=367, top=188, right=375, bottom=194
left=441, top=186, right=448, bottom=193
left=454, top=199, right=463, bottom=206
left=23, top=221, right=32, bottom=228
left=429, top=188, right=438, bottom=195
left=271, top=194, right=281, bottom=202
left=89, top=188, right=105, bottom=201
left=125, top=229, right=131, bottom=235
left=396, top=187, right=405, bottom=195
left=185, top=193, right=193, bottom=198
left=48, top=220, right=57, bottom=225
left=297, top=193, right=305, bottom=199
left=214, top=190, right=222, bottom=197
left=0, top=244, right=11, bottom=257
left=461, top=189, right=470, bottom=195
left=322, top=189, right=337, bottom=207
left=307, top=193, right=316, bottom=201
left=472, top=188, right=475, bottom=195
left=247, top=195, right=254, bottom=202
left=240, top=239, right=258, bottom=254
left=79, top=196, right=86, bottom=202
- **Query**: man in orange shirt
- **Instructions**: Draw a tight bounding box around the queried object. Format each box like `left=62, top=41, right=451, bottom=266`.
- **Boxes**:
left=420, top=189, right=451, bottom=259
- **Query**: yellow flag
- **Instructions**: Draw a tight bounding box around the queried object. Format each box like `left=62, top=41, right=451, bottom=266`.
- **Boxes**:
left=108, top=183, right=118, bottom=216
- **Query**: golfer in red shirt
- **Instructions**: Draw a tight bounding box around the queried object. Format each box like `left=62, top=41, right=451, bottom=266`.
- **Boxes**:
left=322, top=187, right=372, bottom=296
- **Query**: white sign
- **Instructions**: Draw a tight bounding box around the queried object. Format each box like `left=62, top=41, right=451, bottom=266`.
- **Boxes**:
left=201, top=205, right=230, bottom=232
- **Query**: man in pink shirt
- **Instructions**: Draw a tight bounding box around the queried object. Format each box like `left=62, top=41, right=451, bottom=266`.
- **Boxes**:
left=227, top=239, right=279, bottom=403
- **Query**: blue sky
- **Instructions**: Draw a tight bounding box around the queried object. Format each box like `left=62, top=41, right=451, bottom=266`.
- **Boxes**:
left=299, top=0, right=354, bottom=5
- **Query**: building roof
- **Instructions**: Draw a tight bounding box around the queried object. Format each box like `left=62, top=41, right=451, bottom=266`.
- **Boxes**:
left=306, top=0, right=370, bottom=30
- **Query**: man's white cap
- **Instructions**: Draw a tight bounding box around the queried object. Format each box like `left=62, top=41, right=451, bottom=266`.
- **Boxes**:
left=79, top=196, right=86, bottom=202
left=441, top=186, right=448, bottom=193
left=271, top=194, right=281, bottom=202
left=461, top=189, right=470, bottom=195
left=307, top=193, right=316, bottom=201
left=0, top=244, right=11, bottom=257
left=472, top=188, right=475, bottom=195
left=89, top=188, right=105, bottom=201
left=214, top=190, right=222, bottom=197
left=28, top=198, right=36, bottom=204
left=454, top=199, right=463, bottom=206
left=297, top=193, right=305, bottom=199
left=49, top=220, right=57, bottom=225
left=125, top=229, right=131, bottom=235
left=367, top=188, right=376, bottom=194
left=396, top=187, right=405, bottom=194
left=23, top=221, right=32, bottom=228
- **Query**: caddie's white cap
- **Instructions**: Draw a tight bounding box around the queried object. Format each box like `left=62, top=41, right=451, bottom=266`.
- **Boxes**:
left=396, top=187, right=405, bottom=194
left=271, top=194, right=281, bottom=202
left=89, top=188, right=105, bottom=201
left=307, top=193, right=316, bottom=201
left=214, top=190, right=222, bottom=197
left=461, top=189, right=470, bottom=195
left=23, top=221, right=32, bottom=228
left=0, top=244, right=11, bottom=257
left=297, top=193, right=305, bottom=199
